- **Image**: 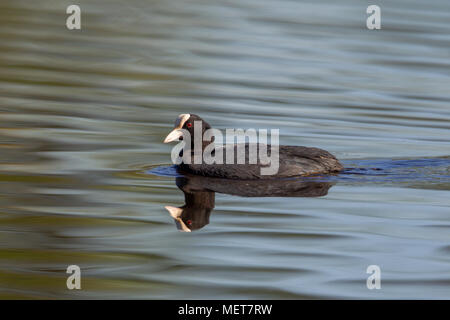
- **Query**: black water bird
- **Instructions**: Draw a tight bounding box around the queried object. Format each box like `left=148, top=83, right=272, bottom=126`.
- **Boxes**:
left=164, top=114, right=343, bottom=179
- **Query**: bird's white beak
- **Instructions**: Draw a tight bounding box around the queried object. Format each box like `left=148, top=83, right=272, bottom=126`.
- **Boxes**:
left=163, top=129, right=183, bottom=143
left=164, top=113, right=191, bottom=143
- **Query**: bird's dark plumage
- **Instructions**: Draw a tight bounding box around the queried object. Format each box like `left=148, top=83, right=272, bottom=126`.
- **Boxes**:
left=164, top=114, right=343, bottom=179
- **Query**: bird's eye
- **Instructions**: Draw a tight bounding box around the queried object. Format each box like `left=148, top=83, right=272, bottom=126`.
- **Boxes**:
left=186, top=123, right=192, bottom=128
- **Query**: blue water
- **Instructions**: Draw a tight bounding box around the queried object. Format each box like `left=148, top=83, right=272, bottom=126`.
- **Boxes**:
left=147, top=157, right=450, bottom=186
left=0, top=0, right=449, bottom=299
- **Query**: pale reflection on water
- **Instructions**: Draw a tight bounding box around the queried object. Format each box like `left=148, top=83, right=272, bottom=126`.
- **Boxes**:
left=0, top=0, right=449, bottom=299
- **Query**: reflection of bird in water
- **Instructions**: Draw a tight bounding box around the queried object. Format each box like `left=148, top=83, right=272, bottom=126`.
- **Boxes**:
left=166, top=174, right=334, bottom=232
left=166, top=187, right=215, bottom=233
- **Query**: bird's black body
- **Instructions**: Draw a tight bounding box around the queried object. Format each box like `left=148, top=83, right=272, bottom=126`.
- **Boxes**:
left=164, top=114, right=343, bottom=180
left=180, top=143, right=342, bottom=179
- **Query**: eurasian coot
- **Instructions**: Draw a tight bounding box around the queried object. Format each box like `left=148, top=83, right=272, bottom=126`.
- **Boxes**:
left=163, top=114, right=343, bottom=179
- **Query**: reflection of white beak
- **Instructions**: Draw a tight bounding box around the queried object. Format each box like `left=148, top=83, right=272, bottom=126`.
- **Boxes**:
left=164, top=129, right=183, bottom=143
left=165, top=206, right=191, bottom=232
left=165, top=206, right=183, bottom=218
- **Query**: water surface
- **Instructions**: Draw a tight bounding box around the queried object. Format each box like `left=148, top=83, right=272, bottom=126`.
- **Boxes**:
left=0, top=0, right=449, bottom=299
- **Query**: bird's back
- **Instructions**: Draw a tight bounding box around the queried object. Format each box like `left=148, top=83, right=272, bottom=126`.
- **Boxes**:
left=179, top=143, right=343, bottom=180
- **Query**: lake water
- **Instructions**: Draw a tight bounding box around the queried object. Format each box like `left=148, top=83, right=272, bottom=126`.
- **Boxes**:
left=0, top=0, right=449, bottom=299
